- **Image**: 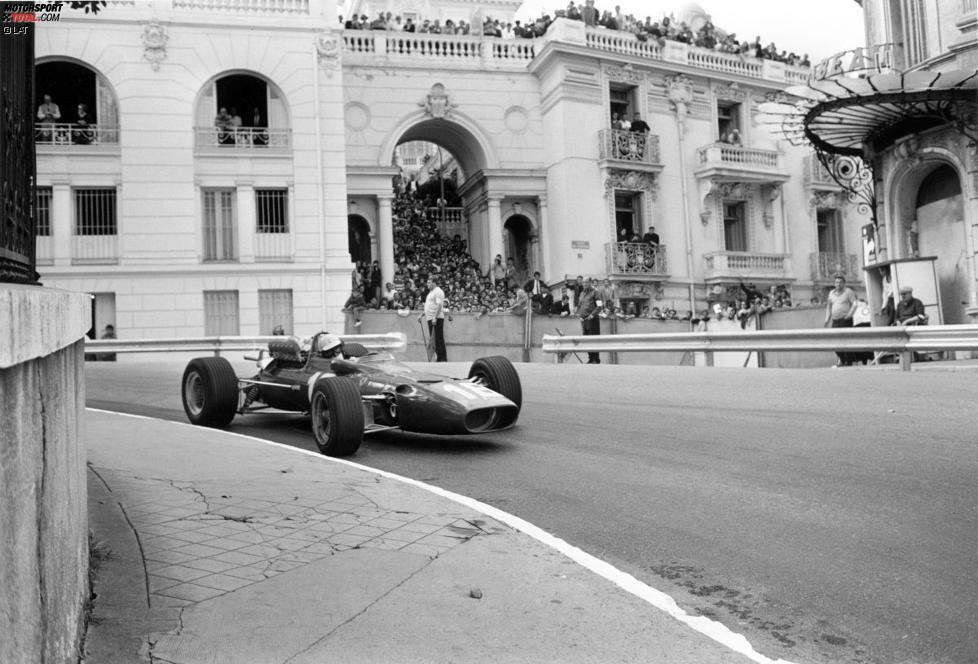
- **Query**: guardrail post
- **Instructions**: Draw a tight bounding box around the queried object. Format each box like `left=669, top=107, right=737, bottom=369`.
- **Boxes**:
left=704, top=350, right=714, bottom=367
left=900, top=350, right=912, bottom=371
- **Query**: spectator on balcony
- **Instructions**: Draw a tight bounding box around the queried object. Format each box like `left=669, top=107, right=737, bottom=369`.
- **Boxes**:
left=824, top=274, right=858, bottom=366
left=630, top=112, right=650, bottom=133
left=215, top=106, right=233, bottom=144
left=251, top=107, right=268, bottom=146
left=610, top=111, right=630, bottom=131
left=36, top=93, right=61, bottom=141
left=581, top=0, right=598, bottom=26
left=642, top=226, right=660, bottom=247
left=369, top=12, right=387, bottom=29
left=73, top=103, right=93, bottom=145
left=229, top=107, right=243, bottom=135
left=727, top=128, right=743, bottom=146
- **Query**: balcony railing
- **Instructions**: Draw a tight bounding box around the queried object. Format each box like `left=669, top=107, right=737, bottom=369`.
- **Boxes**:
left=810, top=252, right=858, bottom=283
left=426, top=207, right=467, bottom=244
left=343, top=31, right=536, bottom=68
left=704, top=251, right=787, bottom=280
left=194, top=126, right=291, bottom=151
left=698, top=142, right=780, bottom=169
left=254, top=231, right=293, bottom=262
left=72, top=235, right=119, bottom=265
left=606, top=242, right=668, bottom=276
left=36, top=236, right=54, bottom=266
left=35, top=123, right=119, bottom=146
left=598, top=129, right=661, bottom=166
left=172, top=0, right=309, bottom=13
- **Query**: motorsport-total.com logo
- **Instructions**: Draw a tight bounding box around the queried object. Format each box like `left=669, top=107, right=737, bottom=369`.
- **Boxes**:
left=1, top=2, right=66, bottom=23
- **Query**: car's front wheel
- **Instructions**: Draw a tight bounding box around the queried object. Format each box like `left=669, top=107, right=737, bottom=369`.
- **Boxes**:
left=468, top=356, right=522, bottom=413
left=310, top=377, right=364, bottom=457
left=181, top=357, right=239, bottom=427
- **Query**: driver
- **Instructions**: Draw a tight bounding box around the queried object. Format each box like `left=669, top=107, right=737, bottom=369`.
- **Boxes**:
left=318, top=333, right=344, bottom=359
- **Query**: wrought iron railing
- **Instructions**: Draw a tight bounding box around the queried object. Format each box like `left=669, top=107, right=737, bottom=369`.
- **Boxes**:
left=804, top=154, right=837, bottom=186
left=598, top=129, right=661, bottom=165
left=194, top=126, right=291, bottom=150
left=35, top=123, right=119, bottom=146
left=606, top=242, right=667, bottom=276
left=810, top=252, right=858, bottom=282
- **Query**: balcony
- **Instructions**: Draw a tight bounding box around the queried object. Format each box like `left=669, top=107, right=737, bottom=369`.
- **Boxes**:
left=704, top=251, right=789, bottom=283
left=255, top=231, right=293, bottom=262
left=343, top=32, right=536, bottom=71
left=810, top=251, right=858, bottom=284
left=35, top=123, right=119, bottom=149
left=72, top=234, right=119, bottom=265
left=693, top=142, right=789, bottom=184
left=606, top=242, right=669, bottom=279
left=598, top=129, right=662, bottom=172
left=194, top=127, right=292, bottom=153
left=426, top=207, right=468, bottom=244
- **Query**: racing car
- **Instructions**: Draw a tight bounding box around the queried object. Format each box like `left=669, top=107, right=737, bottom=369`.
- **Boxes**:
left=180, top=332, right=522, bottom=457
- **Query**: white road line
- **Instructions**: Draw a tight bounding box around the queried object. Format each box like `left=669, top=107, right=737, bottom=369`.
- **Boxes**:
left=87, top=408, right=798, bottom=664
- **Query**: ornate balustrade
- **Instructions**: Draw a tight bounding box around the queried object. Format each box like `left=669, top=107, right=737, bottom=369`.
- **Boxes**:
left=606, top=242, right=668, bottom=277
left=686, top=48, right=763, bottom=77
left=194, top=126, right=291, bottom=150
left=598, top=129, right=661, bottom=166
left=585, top=29, right=662, bottom=59
left=343, top=31, right=536, bottom=68
left=810, top=252, right=858, bottom=283
left=698, top=142, right=780, bottom=168
left=172, top=0, right=309, bottom=13
left=704, top=251, right=787, bottom=280
left=35, top=123, right=119, bottom=147
left=426, top=207, right=467, bottom=243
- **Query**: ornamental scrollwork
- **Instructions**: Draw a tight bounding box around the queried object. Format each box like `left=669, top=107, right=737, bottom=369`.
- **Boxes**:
left=419, top=83, right=457, bottom=120
left=605, top=64, right=645, bottom=85
left=665, top=73, right=694, bottom=117
left=141, top=21, right=168, bottom=71
left=604, top=170, right=658, bottom=198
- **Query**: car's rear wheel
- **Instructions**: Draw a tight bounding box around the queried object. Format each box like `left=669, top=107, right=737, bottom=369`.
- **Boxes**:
left=468, top=356, right=522, bottom=412
left=310, top=377, right=364, bottom=457
left=181, top=357, right=239, bottom=428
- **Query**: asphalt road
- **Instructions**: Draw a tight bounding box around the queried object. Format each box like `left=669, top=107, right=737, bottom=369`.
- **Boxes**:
left=86, top=359, right=978, bottom=664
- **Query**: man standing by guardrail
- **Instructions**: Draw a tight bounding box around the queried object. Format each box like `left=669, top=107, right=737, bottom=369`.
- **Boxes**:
left=578, top=278, right=600, bottom=364
left=824, top=274, right=858, bottom=367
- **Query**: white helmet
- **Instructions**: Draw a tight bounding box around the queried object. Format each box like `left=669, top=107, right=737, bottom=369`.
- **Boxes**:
left=319, top=333, right=343, bottom=355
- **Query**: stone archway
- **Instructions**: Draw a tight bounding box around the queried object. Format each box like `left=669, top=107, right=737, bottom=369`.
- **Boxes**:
left=913, top=164, right=966, bottom=324
left=347, top=214, right=372, bottom=265
left=504, top=215, right=534, bottom=283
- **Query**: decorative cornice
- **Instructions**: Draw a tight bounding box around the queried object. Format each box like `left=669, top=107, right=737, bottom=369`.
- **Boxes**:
left=714, top=81, right=747, bottom=102
left=604, top=170, right=658, bottom=198
left=604, top=64, right=645, bottom=85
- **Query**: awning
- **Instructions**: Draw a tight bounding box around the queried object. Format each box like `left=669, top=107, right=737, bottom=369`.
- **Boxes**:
left=759, top=69, right=978, bottom=156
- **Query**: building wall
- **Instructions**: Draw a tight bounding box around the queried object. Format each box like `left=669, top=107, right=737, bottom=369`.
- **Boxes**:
left=1, top=286, right=91, bottom=664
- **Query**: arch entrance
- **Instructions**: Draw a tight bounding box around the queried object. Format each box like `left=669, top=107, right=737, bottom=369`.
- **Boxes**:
left=912, top=164, right=966, bottom=324
left=347, top=214, right=372, bottom=265
left=504, top=215, right=534, bottom=283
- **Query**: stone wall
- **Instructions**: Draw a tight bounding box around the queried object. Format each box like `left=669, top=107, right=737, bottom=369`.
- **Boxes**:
left=1, top=285, right=91, bottom=663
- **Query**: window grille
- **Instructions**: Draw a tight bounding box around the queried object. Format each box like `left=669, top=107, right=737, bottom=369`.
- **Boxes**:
left=258, top=289, right=293, bottom=335
left=256, top=189, right=289, bottom=233
left=36, top=187, right=52, bottom=236
left=202, top=189, right=237, bottom=261
left=203, top=290, right=240, bottom=336
left=74, top=188, right=117, bottom=236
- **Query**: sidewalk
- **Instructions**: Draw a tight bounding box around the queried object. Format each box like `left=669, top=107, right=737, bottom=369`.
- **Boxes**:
left=84, top=409, right=777, bottom=664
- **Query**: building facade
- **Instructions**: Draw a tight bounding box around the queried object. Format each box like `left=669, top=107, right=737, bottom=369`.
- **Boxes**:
left=33, top=0, right=870, bottom=339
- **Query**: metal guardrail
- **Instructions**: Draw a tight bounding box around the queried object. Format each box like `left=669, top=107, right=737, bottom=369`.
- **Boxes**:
left=540, top=325, right=978, bottom=371
left=83, top=332, right=407, bottom=355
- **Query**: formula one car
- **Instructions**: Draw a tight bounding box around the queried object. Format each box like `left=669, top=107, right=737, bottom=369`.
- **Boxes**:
left=180, top=332, right=522, bottom=457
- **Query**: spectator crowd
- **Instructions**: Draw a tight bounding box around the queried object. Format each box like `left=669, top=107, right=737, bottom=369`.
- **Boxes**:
left=341, top=1, right=810, bottom=67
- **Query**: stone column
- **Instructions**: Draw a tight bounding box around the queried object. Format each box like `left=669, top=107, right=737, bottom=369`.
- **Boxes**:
left=377, top=194, right=395, bottom=288
left=236, top=181, right=255, bottom=263
left=487, top=195, right=504, bottom=266
left=538, top=195, right=552, bottom=281
left=51, top=180, right=72, bottom=267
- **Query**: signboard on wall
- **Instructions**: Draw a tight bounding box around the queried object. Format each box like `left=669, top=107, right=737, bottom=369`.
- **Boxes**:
left=862, top=224, right=877, bottom=266
left=571, top=241, right=590, bottom=250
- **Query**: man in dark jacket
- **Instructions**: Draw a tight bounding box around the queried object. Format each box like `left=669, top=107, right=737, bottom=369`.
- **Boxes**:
left=896, top=286, right=926, bottom=325
left=578, top=278, right=601, bottom=363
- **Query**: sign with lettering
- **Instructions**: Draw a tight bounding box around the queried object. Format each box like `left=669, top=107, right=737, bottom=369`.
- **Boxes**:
left=571, top=241, right=589, bottom=250
left=812, top=44, right=895, bottom=81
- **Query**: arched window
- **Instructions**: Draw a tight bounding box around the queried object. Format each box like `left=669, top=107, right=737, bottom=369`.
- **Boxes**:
left=195, top=73, right=291, bottom=149
left=35, top=60, right=119, bottom=145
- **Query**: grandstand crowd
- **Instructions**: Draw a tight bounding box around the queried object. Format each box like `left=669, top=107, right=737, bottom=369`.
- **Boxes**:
left=342, top=1, right=810, bottom=67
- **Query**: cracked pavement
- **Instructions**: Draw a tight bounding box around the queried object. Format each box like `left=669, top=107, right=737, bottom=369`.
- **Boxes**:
left=84, top=409, right=764, bottom=664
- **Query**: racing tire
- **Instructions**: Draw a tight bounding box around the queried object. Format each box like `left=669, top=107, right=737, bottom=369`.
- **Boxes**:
left=468, top=356, right=522, bottom=412
left=310, top=377, right=364, bottom=457
left=181, top=357, right=239, bottom=428
left=341, top=342, right=369, bottom=358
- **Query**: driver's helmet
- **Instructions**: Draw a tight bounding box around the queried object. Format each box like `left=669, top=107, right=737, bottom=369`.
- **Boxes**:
left=318, top=333, right=343, bottom=357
